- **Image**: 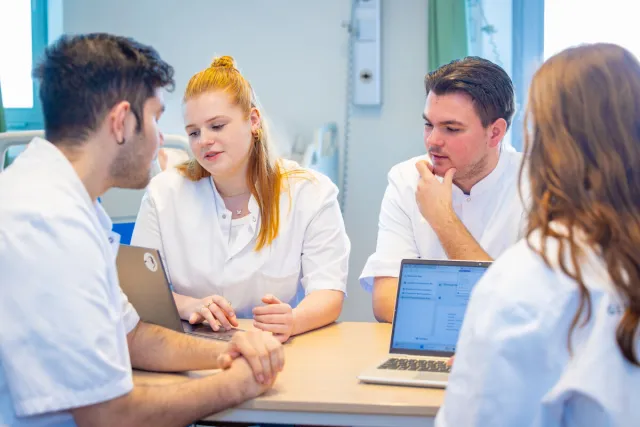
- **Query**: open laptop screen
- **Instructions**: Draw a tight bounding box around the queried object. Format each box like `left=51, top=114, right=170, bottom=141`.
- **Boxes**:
left=389, top=259, right=491, bottom=356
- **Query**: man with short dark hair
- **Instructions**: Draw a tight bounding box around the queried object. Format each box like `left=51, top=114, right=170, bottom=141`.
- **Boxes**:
left=360, top=57, right=527, bottom=323
left=0, top=33, right=284, bottom=427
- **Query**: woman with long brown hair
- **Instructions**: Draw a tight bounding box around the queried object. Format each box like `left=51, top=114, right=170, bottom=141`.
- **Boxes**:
left=131, top=56, right=349, bottom=343
left=436, top=43, right=640, bottom=426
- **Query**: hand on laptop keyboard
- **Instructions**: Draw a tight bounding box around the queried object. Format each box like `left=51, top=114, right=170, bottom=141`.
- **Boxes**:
left=179, top=294, right=239, bottom=331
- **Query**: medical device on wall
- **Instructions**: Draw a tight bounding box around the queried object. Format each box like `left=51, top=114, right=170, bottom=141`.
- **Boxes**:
left=352, top=0, right=381, bottom=106
left=337, top=0, right=382, bottom=211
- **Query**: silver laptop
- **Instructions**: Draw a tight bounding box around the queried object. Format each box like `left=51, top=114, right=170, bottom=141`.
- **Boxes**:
left=115, top=244, right=243, bottom=341
left=358, top=259, right=491, bottom=388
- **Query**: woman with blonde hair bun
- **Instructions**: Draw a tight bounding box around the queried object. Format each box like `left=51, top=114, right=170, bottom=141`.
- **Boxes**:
left=132, top=55, right=350, bottom=343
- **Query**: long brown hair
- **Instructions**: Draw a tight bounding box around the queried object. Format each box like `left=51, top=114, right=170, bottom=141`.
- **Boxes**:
left=177, top=56, right=306, bottom=250
left=521, top=43, right=640, bottom=365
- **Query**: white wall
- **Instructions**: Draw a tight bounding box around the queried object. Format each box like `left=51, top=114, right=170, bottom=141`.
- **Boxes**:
left=62, top=0, right=429, bottom=321
left=342, top=1, right=428, bottom=321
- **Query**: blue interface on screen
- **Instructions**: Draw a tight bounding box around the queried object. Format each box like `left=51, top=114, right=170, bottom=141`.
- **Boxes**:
left=392, top=263, right=488, bottom=352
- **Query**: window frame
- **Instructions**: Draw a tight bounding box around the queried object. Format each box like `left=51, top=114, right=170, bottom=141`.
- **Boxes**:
left=3, top=0, right=48, bottom=130
left=510, top=0, right=544, bottom=151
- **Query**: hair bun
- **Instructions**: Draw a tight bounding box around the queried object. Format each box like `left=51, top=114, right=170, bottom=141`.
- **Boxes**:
left=211, top=55, right=236, bottom=69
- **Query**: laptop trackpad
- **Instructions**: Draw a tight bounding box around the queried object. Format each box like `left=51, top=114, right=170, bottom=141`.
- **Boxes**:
left=414, top=372, right=449, bottom=382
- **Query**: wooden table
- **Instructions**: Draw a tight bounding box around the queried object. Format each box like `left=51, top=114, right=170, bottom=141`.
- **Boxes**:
left=134, top=320, right=443, bottom=426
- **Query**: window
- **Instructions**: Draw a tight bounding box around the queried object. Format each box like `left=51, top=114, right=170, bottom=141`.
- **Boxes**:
left=545, top=0, right=640, bottom=59
left=465, top=0, right=546, bottom=151
left=466, top=0, right=640, bottom=151
left=0, top=0, right=48, bottom=130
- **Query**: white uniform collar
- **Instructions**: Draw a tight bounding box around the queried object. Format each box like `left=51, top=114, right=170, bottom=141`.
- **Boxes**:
left=209, top=176, right=260, bottom=232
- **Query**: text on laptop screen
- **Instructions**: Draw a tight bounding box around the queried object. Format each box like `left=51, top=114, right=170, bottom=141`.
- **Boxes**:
left=392, top=263, right=487, bottom=352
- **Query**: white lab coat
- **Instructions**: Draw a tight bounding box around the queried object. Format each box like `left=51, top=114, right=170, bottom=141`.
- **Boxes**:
left=0, top=138, right=139, bottom=427
left=436, top=226, right=640, bottom=427
left=131, top=160, right=350, bottom=318
left=360, top=146, right=527, bottom=290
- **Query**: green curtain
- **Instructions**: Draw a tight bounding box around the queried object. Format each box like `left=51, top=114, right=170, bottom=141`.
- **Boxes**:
left=428, top=0, right=469, bottom=71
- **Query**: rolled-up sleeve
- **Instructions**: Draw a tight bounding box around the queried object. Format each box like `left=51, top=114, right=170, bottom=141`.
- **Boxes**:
left=300, top=177, right=350, bottom=295
left=0, top=212, right=134, bottom=417
left=359, top=165, right=419, bottom=292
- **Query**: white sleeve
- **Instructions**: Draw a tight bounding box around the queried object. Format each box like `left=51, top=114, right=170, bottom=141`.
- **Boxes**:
left=131, top=190, right=173, bottom=289
left=120, top=289, right=141, bottom=333
left=130, top=191, right=174, bottom=292
left=435, top=261, right=557, bottom=427
left=300, top=179, right=350, bottom=295
left=131, top=190, right=163, bottom=252
left=0, top=212, right=134, bottom=417
left=359, top=166, right=419, bottom=292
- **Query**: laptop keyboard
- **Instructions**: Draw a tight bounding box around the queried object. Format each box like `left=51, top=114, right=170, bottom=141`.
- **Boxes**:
left=378, top=358, right=451, bottom=373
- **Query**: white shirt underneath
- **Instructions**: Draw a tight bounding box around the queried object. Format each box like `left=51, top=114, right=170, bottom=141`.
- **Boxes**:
left=225, top=214, right=253, bottom=248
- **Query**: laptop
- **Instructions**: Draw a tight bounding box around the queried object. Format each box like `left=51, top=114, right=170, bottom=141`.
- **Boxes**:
left=115, top=244, right=242, bottom=341
left=358, top=258, right=491, bottom=388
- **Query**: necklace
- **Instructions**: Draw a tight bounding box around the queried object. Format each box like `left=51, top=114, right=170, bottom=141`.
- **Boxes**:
left=221, top=191, right=250, bottom=198
left=220, top=193, right=249, bottom=217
